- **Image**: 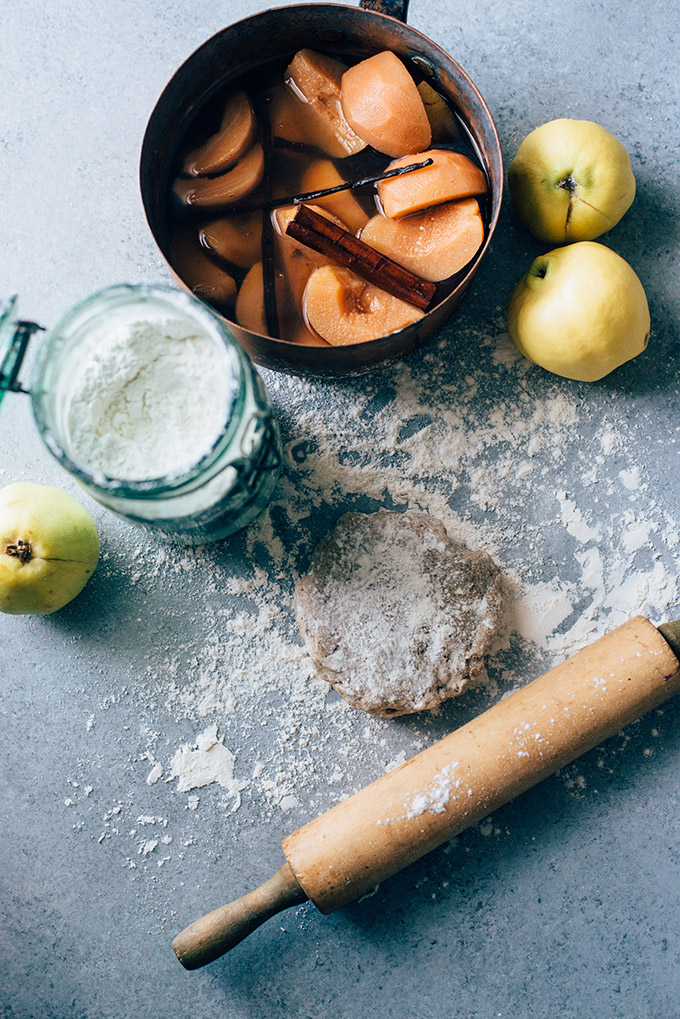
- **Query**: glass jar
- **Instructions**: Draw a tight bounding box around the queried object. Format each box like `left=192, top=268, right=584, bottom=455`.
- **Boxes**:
left=0, top=285, right=282, bottom=543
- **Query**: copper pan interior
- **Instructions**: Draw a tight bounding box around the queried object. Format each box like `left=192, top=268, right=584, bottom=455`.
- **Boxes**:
left=140, top=3, right=502, bottom=377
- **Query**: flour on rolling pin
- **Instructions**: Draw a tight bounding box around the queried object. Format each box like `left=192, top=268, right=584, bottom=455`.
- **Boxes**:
left=403, top=763, right=461, bottom=819
left=282, top=616, right=680, bottom=913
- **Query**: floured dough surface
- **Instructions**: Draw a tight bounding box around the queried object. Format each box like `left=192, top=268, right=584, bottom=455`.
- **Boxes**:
left=294, top=509, right=503, bottom=716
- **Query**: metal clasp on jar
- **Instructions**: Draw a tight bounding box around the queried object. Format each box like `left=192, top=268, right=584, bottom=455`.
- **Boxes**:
left=0, top=296, right=44, bottom=406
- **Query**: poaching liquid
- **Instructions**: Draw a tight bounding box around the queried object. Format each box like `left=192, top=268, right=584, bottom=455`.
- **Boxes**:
left=165, top=49, right=489, bottom=347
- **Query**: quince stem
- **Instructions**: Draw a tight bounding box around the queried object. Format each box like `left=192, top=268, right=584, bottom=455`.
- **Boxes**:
left=4, top=539, right=32, bottom=563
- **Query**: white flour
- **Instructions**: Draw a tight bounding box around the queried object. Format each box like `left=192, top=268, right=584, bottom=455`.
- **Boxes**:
left=406, top=763, right=459, bottom=819
left=62, top=324, right=679, bottom=878
left=64, top=314, right=231, bottom=480
left=169, top=725, right=247, bottom=809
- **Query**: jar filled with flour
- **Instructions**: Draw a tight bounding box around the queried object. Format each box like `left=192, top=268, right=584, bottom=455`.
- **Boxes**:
left=0, top=286, right=281, bottom=542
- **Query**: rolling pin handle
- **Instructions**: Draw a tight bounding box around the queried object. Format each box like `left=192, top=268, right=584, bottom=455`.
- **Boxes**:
left=657, top=619, right=680, bottom=660
left=172, top=861, right=308, bottom=969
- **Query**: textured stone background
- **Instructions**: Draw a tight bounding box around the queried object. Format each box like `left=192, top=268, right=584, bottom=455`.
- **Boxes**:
left=1, top=1, right=679, bottom=1017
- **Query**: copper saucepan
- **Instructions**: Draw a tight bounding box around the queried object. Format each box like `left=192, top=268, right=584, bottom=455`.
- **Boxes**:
left=140, top=0, right=502, bottom=377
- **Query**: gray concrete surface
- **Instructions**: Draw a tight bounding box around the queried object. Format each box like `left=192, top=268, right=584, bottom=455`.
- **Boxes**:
left=2, top=1, right=679, bottom=1017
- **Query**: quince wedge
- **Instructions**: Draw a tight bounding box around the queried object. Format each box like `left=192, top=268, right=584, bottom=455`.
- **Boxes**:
left=340, top=51, right=431, bottom=158
left=273, top=203, right=349, bottom=304
left=170, top=225, right=237, bottom=305
left=235, top=258, right=329, bottom=346
left=377, top=150, right=488, bottom=219
left=183, top=91, right=257, bottom=177
left=174, top=144, right=264, bottom=208
left=359, top=198, right=484, bottom=282
left=200, top=212, right=263, bottom=270
left=282, top=49, right=366, bottom=158
left=417, top=82, right=457, bottom=142
left=235, top=263, right=271, bottom=335
left=299, top=161, right=369, bottom=234
left=303, top=265, right=424, bottom=346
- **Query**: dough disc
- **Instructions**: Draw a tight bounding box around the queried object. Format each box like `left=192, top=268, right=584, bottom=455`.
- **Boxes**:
left=295, top=510, right=503, bottom=716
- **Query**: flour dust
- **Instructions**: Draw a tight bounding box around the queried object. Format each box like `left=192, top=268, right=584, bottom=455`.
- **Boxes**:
left=63, top=321, right=680, bottom=877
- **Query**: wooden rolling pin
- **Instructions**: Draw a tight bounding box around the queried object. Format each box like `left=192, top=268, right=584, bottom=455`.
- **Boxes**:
left=173, top=615, right=680, bottom=969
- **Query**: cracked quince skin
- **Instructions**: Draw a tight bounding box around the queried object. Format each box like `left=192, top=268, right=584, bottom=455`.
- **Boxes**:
left=0, top=483, right=99, bottom=615
left=508, top=119, right=636, bottom=243
left=507, top=241, right=650, bottom=382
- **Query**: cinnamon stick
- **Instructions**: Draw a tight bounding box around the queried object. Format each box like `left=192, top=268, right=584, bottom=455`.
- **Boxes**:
left=285, top=205, right=437, bottom=312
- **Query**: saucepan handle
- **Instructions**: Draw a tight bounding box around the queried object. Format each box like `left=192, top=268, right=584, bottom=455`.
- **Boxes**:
left=359, top=0, right=410, bottom=23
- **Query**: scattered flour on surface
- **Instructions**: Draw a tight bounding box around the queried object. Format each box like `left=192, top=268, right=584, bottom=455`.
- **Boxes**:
left=169, top=725, right=248, bottom=810
left=66, top=323, right=680, bottom=873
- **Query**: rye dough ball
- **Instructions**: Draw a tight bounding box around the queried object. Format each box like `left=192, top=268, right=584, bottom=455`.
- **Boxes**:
left=294, top=510, right=503, bottom=716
